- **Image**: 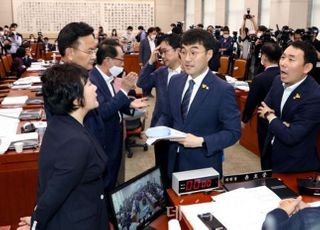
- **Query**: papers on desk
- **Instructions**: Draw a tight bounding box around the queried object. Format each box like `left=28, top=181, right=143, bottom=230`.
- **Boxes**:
left=145, top=126, right=186, bottom=145
left=0, top=108, right=21, bottom=138
left=27, top=62, right=47, bottom=71
left=13, top=76, right=41, bottom=85
left=1, top=96, right=28, bottom=105
left=181, top=186, right=281, bottom=230
left=225, top=75, right=250, bottom=92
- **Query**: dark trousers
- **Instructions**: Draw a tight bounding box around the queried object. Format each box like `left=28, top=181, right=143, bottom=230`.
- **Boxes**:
left=154, top=140, right=170, bottom=188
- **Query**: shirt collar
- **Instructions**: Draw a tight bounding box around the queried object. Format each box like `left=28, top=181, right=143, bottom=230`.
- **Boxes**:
left=168, top=65, right=182, bottom=74
left=187, top=68, right=209, bottom=85
left=282, top=75, right=307, bottom=91
left=96, top=65, right=114, bottom=83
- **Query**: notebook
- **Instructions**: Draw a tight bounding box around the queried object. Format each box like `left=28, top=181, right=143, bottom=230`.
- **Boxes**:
left=110, top=167, right=167, bottom=230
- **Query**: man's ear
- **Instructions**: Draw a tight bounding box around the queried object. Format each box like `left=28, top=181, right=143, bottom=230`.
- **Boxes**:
left=65, top=47, right=74, bottom=61
left=303, top=63, right=313, bottom=75
left=206, top=49, right=213, bottom=61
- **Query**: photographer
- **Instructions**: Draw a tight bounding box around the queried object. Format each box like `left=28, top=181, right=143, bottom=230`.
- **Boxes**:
left=309, top=26, right=320, bottom=84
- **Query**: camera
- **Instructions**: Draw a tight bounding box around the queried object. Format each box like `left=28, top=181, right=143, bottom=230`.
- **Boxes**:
left=245, top=8, right=252, bottom=19
left=214, top=25, right=222, bottom=40
left=276, top=26, right=293, bottom=48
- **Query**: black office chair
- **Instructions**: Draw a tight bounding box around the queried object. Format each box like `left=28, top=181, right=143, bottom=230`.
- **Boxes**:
left=123, top=109, right=148, bottom=158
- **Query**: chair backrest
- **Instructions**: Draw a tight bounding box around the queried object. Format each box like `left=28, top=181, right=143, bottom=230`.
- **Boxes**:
left=6, top=54, right=13, bottom=67
left=1, top=55, right=11, bottom=74
left=0, top=59, right=6, bottom=78
left=232, top=58, right=247, bottom=80
left=44, top=51, right=53, bottom=61
left=218, top=56, right=229, bottom=75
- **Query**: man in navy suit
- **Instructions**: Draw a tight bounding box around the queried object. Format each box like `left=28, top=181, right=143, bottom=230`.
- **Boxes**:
left=242, top=43, right=282, bottom=161
left=263, top=196, right=320, bottom=230
left=85, top=39, right=147, bottom=191
left=258, top=41, right=320, bottom=172
left=137, top=34, right=182, bottom=187
left=157, top=29, right=241, bottom=180
left=139, top=27, right=157, bottom=97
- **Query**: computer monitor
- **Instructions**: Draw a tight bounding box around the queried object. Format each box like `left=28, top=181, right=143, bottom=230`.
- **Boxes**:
left=110, top=167, right=166, bottom=230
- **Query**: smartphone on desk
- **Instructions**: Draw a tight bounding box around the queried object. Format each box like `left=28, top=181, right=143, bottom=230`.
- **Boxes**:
left=198, top=213, right=227, bottom=230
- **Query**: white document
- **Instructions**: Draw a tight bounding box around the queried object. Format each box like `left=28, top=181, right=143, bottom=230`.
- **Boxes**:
left=27, top=63, right=47, bottom=71
left=1, top=96, right=28, bottom=105
left=181, top=186, right=281, bottom=230
left=13, top=76, right=41, bottom=85
left=145, top=126, right=186, bottom=145
left=11, top=84, right=32, bottom=89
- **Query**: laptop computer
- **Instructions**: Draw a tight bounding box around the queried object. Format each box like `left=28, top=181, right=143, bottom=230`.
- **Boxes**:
left=109, top=167, right=167, bottom=230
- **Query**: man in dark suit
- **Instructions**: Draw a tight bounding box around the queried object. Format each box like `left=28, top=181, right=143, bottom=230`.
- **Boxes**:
left=263, top=196, right=320, bottom=230
left=139, top=27, right=157, bottom=97
left=85, top=39, right=147, bottom=191
left=258, top=41, right=320, bottom=172
left=157, top=29, right=241, bottom=180
left=242, top=43, right=282, bottom=159
left=137, top=34, right=182, bottom=187
left=44, top=22, right=97, bottom=121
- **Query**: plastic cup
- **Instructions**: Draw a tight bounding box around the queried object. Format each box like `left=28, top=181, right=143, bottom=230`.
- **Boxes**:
left=14, top=142, right=24, bottom=153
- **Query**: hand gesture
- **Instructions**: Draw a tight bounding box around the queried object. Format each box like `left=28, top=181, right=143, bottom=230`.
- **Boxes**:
left=174, top=133, right=204, bottom=148
left=279, top=196, right=303, bottom=216
left=130, top=97, right=148, bottom=109
left=121, top=72, right=138, bottom=93
left=17, top=216, right=31, bottom=230
left=148, top=46, right=161, bottom=65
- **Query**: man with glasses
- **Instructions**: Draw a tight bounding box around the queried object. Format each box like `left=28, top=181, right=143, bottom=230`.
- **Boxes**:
left=157, top=29, right=240, bottom=180
left=57, top=22, right=97, bottom=70
left=137, top=34, right=182, bottom=188
left=85, top=39, right=147, bottom=193
left=44, top=22, right=97, bottom=121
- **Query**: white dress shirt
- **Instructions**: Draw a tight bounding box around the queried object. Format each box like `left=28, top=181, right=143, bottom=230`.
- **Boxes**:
left=96, top=66, right=122, bottom=122
left=167, top=66, right=182, bottom=86
left=181, top=68, right=209, bottom=112
left=280, top=76, right=307, bottom=114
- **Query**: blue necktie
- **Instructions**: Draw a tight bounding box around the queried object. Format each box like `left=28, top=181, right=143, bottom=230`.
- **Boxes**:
left=181, top=79, right=195, bottom=121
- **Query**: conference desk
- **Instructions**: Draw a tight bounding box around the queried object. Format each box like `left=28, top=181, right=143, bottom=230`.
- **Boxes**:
left=166, top=171, right=320, bottom=230
left=0, top=71, right=43, bottom=225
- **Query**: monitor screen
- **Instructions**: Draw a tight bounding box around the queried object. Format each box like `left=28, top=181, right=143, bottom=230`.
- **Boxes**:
left=110, top=167, right=166, bottom=230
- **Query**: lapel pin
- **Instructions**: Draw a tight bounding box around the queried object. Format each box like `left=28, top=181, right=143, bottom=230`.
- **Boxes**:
left=293, top=92, right=301, bottom=100
left=201, top=83, right=209, bottom=90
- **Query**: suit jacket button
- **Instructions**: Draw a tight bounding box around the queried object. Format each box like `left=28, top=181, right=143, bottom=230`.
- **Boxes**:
left=100, top=194, right=104, bottom=200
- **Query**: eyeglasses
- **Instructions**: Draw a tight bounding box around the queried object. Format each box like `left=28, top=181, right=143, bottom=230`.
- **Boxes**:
left=74, top=47, right=97, bottom=55
left=112, top=57, right=124, bottom=62
left=179, top=49, right=207, bottom=58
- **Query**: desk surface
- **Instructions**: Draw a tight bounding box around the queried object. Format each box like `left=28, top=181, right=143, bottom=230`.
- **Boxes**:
left=167, top=172, right=320, bottom=230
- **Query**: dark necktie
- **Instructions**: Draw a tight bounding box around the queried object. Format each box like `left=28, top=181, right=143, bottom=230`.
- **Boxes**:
left=181, top=79, right=195, bottom=121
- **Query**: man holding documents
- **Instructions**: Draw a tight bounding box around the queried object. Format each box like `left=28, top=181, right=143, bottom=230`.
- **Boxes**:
left=157, top=29, right=240, bottom=181
left=138, top=33, right=182, bottom=188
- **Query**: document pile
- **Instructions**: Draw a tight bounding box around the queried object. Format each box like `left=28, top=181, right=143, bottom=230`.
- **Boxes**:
left=11, top=76, right=41, bottom=89
left=1, top=96, right=28, bottom=105
left=225, top=75, right=250, bottom=92
left=145, top=126, right=186, bottom=145
left=180, top=186, right=281, bottom=230
left=27, top=62, right=47, bottom=71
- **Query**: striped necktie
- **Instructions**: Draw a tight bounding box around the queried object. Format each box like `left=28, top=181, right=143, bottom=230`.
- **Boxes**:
left=181, top=79, right=195, bottom=121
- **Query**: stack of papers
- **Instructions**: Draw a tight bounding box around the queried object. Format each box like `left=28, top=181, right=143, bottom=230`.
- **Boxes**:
left=27, top=62, right=47, bottom=71
left=1, top=96, right=28, bottom=105
left=13, top=76, right=41, bottom=85
left=181, top=186, right=281, bottom=230
left=145, top=126, right=186, bottom=145
left=225, top=75, right=250, bottom=92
